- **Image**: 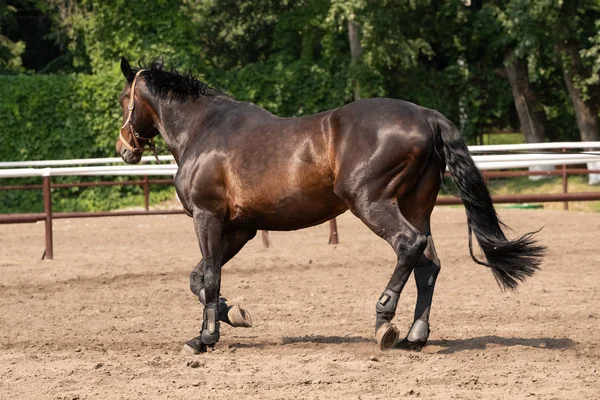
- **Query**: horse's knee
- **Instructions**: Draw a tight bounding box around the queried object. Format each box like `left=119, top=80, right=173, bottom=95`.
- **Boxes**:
left=190, top=273, right=200, bottom=297
left=190, top=261, right=204, bottom=298
left=203, top=266, right=218, bottom=290
left=392, top=230, right=427, bottom=262
left=414, top=233, right=428, bottom=255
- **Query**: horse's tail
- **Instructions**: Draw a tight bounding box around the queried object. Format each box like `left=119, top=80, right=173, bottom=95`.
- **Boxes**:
left=424, top=109, right=545, bottom=290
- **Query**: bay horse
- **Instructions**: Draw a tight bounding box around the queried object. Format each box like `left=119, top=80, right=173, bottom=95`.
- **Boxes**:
left=116, top=58, right=545, bottom=353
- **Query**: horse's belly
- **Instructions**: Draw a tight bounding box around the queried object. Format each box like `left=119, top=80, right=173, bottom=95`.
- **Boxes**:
left=235, top=188, right=347, bottom=231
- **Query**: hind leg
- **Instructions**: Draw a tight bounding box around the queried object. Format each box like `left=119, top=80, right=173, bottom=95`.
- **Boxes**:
left=398, top=234, right=440, bottom=350
left=397, top=161, right=442, bottom=350
left=373, top=212, right=427, bottom=351
left=337, top=186, right=427, bottom=350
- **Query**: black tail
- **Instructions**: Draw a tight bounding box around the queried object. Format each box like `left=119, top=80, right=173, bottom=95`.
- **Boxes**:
left=425, top=109, right=546, bottom=290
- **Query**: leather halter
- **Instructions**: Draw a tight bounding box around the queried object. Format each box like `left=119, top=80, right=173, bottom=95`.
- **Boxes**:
left=119, top=69, right=160, bottom=161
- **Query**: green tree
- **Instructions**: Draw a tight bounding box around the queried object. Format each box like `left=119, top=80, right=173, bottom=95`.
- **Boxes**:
left=36, top=0, right=200, bottom=73
left=195, top=0, right=352, bottom=116
left=502, top=0, right=600, bottom=142
left=0, top=1, right=25, bottom=73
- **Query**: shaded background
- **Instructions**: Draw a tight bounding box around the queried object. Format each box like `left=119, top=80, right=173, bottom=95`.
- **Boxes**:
left=1, top=0, right=600, bottom=211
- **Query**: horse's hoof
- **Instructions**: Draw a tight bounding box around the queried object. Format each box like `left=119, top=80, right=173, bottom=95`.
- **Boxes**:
left=396, top=338, right=427, bottom=352
left=396, top=319, right=429, bottom=351
left=407, top=319, right=429, bottom=343
left=227, top=304, right=253, bottom=328
left=182, top=337, right=208, bottom=355
left=181, top=343, right=201, bottom=355
left=375, top=322, right=399, bottom=351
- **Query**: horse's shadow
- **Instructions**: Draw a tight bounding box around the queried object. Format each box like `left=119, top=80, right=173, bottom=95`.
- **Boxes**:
left=220, top=335, right=373, bottom=350
left=282, top=335, right=374, bottom=345
left=424, top=335, right=576, bottom=354
left=274, top=334, right=576, bottom=353
left=224, top=334, right=576, bottom=353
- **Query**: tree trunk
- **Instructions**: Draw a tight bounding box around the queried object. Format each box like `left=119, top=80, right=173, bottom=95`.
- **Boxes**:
left=560, top=41, right=600, bottom=184
left=560, top=42, right=599, bottom=142
left=347, top=19, right=363, bottom=101
left=504, top=50, right=548, bottom=143
left=504, top=49, right=552, bottom=180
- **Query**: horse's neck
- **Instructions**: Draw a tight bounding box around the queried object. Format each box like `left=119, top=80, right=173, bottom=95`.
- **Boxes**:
left=154, top=96, right=236, bottom=162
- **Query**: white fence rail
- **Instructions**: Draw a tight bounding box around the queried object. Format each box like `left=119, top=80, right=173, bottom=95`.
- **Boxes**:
left=1, top=142, right=600, bottom=178
left=0, top=155, right=175, bottom=168
left=468, top=141, right=600, bottom=152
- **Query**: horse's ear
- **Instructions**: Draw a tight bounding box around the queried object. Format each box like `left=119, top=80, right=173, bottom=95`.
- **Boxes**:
left=120, top=57, right=134, bottom=82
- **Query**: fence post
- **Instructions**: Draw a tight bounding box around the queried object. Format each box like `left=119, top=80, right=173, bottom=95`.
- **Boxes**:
left=261, top=230, right=272, bottom=248
left=329, top=218, right=339, bottom=245
left=143, top=175, right=149, bottom=211
left=43, top=174, right=54, bottom=260
left=562, top=148, right=568, bottom=211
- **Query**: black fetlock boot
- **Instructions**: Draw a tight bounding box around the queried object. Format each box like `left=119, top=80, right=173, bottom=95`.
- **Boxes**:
left=182, top=302, right=220, bottom=355
left=374, top=289, right=400, bottom=351
left=201, top=302, right=220, bottom=345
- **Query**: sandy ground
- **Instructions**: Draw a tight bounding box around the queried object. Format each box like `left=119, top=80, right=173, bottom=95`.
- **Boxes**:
left=1, top=208, right=599, bottom=399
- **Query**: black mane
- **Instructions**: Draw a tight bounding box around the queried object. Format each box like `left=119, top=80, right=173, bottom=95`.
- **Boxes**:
left=131, top=60, right=218, bottom=102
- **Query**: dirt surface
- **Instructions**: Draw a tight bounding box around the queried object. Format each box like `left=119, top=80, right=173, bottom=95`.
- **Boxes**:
left=1, top=208, right=599, bottom=399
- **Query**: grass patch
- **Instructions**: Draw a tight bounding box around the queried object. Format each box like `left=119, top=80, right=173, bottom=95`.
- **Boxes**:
left=486, top=175, right=600, bottom=212
left=481, top=132, right=524, bottom=145
left=55, top=185, right=176, bottom=212
left=440, top=174, right=600, bottom=212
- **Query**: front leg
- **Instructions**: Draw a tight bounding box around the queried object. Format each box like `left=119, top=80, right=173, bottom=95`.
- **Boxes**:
left=190, top=261, right=232, bottom=322
left=190, top=231, right=255, bottom=327
left=184, top=212, right=255, bottom=354
left=185, top=211, right=226, bottom=353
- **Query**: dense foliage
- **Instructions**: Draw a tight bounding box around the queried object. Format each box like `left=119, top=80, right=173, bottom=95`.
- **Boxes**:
left=0, top=68, right=174, bottom=212
left=2, top=0, right=600, bottom=212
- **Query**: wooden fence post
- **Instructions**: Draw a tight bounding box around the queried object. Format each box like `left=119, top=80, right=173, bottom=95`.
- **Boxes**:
left=43, top=174, right=53, bottom=260
left=143, top=175, right=150, bottom=211
left=261, top=230, right=272, bottom=248
left=562, top=148, right=568, bottom=211
left=329, top=218, right=339, bottom=245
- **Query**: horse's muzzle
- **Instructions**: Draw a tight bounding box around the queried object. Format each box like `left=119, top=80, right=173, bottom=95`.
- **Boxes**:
left=118, top=145, right=142, bottom=164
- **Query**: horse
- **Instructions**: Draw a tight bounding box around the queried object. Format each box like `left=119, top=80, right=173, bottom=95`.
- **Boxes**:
left=116, top=58, right=545, bottom=354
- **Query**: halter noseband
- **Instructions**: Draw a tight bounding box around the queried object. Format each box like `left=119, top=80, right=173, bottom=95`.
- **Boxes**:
left=119, top=69, right=160, bottom=161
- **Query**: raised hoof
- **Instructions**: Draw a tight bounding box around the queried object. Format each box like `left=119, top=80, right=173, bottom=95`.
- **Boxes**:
left=375, top=322, right=399, bottom=351
left=182, top=337, right=209, bottom=355
left=396, top=338, right=427, bottom=352
left=227, top=304, right=253, bottom=328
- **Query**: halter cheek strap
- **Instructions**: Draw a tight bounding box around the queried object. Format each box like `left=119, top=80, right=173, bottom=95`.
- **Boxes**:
left=119, top=69, right=160, bottom=162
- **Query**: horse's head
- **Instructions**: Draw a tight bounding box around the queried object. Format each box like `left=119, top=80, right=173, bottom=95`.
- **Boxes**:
left=116, top=57, right=160, bottom=164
